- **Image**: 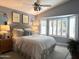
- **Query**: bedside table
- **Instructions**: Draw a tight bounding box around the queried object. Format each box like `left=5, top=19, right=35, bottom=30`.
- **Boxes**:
left=0, top=39, right=13, bottom=53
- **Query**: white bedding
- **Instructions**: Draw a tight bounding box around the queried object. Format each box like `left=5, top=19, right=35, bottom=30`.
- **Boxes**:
left=14, top=35, right=56, bottom=59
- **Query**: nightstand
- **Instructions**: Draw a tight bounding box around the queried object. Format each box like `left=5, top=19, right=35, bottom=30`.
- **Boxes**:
left=0, top=39, right=13, bottom=53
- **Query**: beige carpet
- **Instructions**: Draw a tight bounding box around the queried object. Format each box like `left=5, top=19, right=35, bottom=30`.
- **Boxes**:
left=0, top=46, right=71, bottom=59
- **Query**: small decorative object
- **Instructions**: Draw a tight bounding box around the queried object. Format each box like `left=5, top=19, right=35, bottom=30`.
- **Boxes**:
left=23, top=15, right=29, bottom=24
left=4, top=21, right=7, bottom=25
left=12, top=12, right=20, bottom=22
left=67, top=39, right=79, bottom=59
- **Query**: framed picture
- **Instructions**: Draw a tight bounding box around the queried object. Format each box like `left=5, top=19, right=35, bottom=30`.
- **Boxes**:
left=0, top=12, right=8, bottom=24
left=12, top=12, right=20, bottom=22
left=23, top=15, right=29, bottom=24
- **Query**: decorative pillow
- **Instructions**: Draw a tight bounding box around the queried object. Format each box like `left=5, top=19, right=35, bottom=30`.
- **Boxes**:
left=23, top=28, right=32, bottom=36
left=12, top=29, right=24, bottom=38
left=23, top=30, right=32, bottom=36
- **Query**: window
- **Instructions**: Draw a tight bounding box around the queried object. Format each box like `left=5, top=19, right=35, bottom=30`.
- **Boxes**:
left=48, top=18, right=68, bottom=37
left=40, top=20, right=47, bottom=35
left=49, top=20, right=53, bottom=35
left=62, top=18, right=68, bottom=37
left=40, top=15, right=76, bottom=39
left=57, top=19, right=62, bottom=36
left=69, top=16, right=76, bottom=39
left=53, top=20, right=57, bottom=35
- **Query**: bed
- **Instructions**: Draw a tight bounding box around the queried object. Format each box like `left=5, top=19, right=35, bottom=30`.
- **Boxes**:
left=12, top=29, right=56, bottom=59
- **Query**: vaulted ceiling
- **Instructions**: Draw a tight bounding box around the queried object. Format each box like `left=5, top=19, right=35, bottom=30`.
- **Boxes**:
left=0, top=0, right=69, bottom=15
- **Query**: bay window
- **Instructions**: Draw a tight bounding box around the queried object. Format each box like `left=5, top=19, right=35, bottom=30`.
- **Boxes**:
left=40, top=14, right=78, bottom=39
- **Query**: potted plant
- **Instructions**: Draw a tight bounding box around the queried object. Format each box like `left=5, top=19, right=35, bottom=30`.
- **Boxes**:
left=67, top=39, right=79, bottom=59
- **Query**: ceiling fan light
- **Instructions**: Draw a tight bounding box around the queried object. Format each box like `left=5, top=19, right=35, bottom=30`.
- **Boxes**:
left=34, top=6, right=41, bottom=11
left=38, top=6, right=41, bottom=11
left=34, top=6, right=38, bottom=11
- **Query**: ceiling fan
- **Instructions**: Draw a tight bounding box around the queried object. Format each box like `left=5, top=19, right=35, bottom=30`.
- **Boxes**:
left=33, top=0, right=52, bottom=11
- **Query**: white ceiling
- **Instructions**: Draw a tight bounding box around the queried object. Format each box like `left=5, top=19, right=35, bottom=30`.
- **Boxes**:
left=0, top=0, right=69, bottom=15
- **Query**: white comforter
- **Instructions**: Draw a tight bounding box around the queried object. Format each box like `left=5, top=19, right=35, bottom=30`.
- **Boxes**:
left=14, top=35, right=56, bottom=59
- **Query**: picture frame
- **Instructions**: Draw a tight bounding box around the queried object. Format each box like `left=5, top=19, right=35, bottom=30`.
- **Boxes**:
left=23, top=15, right=29, bottom=24
left=0, top=12, right=8, bottom=24
left=12, top=12, right=20, bottom=22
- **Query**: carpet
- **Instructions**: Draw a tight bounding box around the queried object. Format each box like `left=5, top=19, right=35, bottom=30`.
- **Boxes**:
left=0, top=46, right=71, bottom=59
left=47, top=46, right=71, bottom=59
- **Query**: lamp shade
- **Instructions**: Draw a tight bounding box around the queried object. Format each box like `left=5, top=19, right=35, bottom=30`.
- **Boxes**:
left=0, top=25, right=10, bottom=31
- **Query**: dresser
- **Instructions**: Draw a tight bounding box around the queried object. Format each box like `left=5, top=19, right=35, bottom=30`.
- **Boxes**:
left=0, top=39, right=13, bottom=53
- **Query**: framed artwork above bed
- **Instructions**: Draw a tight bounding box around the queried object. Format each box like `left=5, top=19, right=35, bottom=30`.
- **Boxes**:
left=12, top=12, right=20, bottom=23
left=22, top=15, right=29, bottom=24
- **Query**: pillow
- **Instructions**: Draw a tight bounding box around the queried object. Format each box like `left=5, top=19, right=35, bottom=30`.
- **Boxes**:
left=23, top=30, right=32, bottom=36
left=12, top=29, right=24, bottom=38
left=23, top=28, right=32, bottom=36
left=32, top=31, right=39, bottom=35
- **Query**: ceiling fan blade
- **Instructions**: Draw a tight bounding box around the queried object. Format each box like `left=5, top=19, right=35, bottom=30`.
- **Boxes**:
left=40, top=5, right=52, bottom=7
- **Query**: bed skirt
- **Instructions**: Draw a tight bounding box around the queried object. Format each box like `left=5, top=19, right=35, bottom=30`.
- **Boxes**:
left=13, top=43, right=56, bottom=59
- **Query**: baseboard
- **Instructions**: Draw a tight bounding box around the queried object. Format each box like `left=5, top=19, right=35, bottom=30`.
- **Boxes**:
left=56, top=42, right=68, bottom=47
